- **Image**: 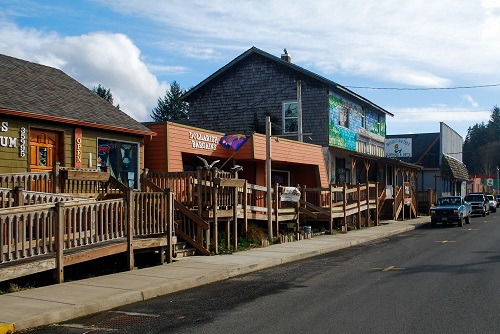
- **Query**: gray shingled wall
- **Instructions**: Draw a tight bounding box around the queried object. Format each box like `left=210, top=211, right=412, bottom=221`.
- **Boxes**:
left=186, top=53, right=329, bottom=147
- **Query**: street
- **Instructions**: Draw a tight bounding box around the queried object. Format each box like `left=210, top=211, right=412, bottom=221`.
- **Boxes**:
left=23, top=212, right=500, bottom=334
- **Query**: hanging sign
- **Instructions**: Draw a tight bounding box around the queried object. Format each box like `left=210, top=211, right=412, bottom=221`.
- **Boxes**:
left=385, top=138, right=412, bottom=158
left=280, top=187, right=301, bottom=202
left=74, top=128, right=83, bottom=168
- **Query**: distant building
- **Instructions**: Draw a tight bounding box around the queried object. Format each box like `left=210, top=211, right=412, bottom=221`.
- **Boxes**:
left=386, top=122, right=469, bottom=197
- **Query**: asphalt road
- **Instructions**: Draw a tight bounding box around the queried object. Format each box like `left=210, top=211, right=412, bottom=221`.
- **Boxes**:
left=22, top=212, right=500, bottom=334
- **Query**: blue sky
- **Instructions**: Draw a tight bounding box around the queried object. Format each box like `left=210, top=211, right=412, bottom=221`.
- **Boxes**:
left=1, top=0, right=500, bottom=139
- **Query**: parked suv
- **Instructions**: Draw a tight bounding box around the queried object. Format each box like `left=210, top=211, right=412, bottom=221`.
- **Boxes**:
left=496, top=194, right=500, bottom=208
left=464, top=193, right=489, bottom=217
left=486, top=194, right=497, bottom=213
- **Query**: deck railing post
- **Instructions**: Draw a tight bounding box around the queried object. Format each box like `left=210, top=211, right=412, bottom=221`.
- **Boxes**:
left=165, top=188, right=173, bottom=263
left=13, top=186, right=24, bottom=207
left=375, top=182, right=379, bottom=226
left=232, top=184, right=238, bottom=251
left=126, top=189, right=135, bottom=270
left=274, top=183, right=279, bottom=237
left=329, top=184, right=334, bottom=233
left=356, top=184, right=361, bottom=229
left=53, top=162, right=60, bottom=194
left=55, top=201, right=65, bottom=283
left=212, top=168, right=219, bottom=254
left=141, top=168, right=149, bottom=192
left=342, top=183, right=347, bottom=233
left=243, top=180, right=248, bottom=237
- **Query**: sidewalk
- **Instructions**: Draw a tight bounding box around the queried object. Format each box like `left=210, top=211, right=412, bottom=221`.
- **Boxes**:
left=0, top=217, right=429, bottom=333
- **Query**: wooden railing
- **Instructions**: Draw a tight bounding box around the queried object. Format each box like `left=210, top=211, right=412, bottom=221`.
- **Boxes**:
left=0, top=171, right=52, bottom=192
left=1, top=186, right=174, bottom=283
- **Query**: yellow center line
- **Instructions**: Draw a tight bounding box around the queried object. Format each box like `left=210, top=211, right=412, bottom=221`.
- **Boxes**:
left=372, top=266, right=405, bottom=271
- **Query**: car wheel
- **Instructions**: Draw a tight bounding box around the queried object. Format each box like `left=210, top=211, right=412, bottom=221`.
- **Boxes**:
left=458, top=216, right=464, bottom=227
left=431, top=221, right=436, bottom=227
left=482, top=210, right=486, bottom=217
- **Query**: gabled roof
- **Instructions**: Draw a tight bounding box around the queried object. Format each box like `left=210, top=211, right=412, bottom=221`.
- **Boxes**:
left=441, top=154, right=470, bottom=181
left=182, top=46, right=393, bottom=117
left=0, top=53, right=154, bottom=136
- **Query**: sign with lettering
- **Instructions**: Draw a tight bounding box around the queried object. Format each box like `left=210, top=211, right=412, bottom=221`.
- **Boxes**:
left=74, top=128, right=83, bottom=168
left=385, top=138, right=412, bottom=158
left=0, top=121, right=26, bottom=157
left=189, top=131, right=219, bottom=151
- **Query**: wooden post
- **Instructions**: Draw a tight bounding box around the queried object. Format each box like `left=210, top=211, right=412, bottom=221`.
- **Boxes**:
left=343, top=183, right=347, bottom=232
left=13, top=186, right=23, bottom=207
left=141, top=168, right=149, bottom=192
left=232, top=185, right=238, bottom=251
left=212, top=168, right=219, bottom=254
left=126, top=189, right=135, bottom=270
left=55, top=201, right=65, bottom=283
left=329, top=184, right=334, bottom=233
left=243, top=180, right=248, bottom=237
left=165, top=188, right=173, bottom=263
left=274, top=183, right=279, bottom=237
left=53, top=161, right=60, bottom=194
left=375, top=182, right=379, bottom=226
left=366, top=181, right=370, bottom=227
left=356, top=184, right=361, bottom=229
left=295, top=187, right=300, bottom=240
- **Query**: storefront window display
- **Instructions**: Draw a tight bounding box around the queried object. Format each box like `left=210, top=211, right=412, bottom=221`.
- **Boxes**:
left=97, top=139, right=139, bottom=188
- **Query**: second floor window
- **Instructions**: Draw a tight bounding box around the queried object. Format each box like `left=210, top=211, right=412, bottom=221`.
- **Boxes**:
left=339, top=105, right=349, bottom=128
left=283, top=102, right=298, bottom=133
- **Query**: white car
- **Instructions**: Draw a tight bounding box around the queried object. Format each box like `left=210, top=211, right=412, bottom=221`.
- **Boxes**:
left=486, top=194, right=497, bottom=213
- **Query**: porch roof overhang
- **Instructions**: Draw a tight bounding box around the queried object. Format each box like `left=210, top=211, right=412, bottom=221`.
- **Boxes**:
left=328, top=146, right=422, bottom=171
left=441, top=154, right=470, bottom=181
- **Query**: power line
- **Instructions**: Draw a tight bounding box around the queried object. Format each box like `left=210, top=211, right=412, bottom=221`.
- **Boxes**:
left=344, top=83, right=500, bottom=90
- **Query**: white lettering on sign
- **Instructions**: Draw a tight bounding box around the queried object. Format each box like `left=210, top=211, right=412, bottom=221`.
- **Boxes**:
left=189, top=131, right=218, bottom=151
left=384, top=138, right=412, bottom=158
left=76, top=137, right=82, bottom=163
left=19, top=127, right=26, bottom=157
left=1, top=122, right=8, bottom=132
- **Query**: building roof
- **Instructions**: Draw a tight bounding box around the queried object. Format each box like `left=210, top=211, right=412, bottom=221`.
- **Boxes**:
left=441, top=154, right=470, bottom=181
left=182, top=46, right=393, bottom=117
left=0, top=53, right=154, bottom=136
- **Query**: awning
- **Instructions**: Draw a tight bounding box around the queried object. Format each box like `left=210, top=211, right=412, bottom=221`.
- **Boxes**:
left=441, top=154, right=469, bottom=180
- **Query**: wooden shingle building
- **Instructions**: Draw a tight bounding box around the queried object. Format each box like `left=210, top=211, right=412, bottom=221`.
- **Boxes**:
left=0, top=53, right=154, bottom=188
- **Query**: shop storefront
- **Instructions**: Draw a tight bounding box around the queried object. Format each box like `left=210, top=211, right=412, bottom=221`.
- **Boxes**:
left=144, top=122, right=329, bottom=188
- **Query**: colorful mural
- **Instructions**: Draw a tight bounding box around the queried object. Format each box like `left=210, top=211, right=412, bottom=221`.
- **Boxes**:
left=328, top=94, right=386, bottom=151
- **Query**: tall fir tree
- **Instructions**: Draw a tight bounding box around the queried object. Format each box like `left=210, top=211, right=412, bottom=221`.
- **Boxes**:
left=151, top=81, right=189, bottom=121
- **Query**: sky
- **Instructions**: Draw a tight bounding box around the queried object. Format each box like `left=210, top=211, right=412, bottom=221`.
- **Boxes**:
left=1, top=0, right=500, bottom=139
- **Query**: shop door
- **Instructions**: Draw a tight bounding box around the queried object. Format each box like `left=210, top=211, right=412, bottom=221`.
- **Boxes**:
left=29, top=129, right=59, bottom=172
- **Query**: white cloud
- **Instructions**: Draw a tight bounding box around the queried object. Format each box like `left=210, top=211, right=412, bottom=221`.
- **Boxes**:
left=463, top=95, right=479, bottom=108
left=386, top=106, right=490, bottom=138
left=0, top=19, right=167, bottom=121
left=98, top=0, right=500, bottom=88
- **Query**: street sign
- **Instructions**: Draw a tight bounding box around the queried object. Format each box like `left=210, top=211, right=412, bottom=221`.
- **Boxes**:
left=487, top=178, right=494, bottom=186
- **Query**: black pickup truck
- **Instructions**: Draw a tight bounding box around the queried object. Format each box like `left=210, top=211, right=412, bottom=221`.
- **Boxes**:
left=430, top=196, right=472, bottom=227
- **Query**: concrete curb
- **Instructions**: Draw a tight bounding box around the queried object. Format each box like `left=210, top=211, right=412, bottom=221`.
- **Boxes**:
left=0, top=217, right=428, bottom=333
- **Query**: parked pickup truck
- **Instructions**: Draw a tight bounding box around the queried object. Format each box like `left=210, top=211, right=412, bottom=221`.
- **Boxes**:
left=430, top=196, right=472, bottom=227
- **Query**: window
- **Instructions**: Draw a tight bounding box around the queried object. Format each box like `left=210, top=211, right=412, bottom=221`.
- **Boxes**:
left=361, top=107, right=366, bottom=129
left=339, top=105, right=349, bottom=128
left=283, top=102, right=298, bottom=133
left=97, top=139, right=139, bottom=189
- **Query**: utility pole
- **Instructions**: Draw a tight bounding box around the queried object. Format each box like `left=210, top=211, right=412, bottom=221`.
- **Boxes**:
left=266, top=115, right=273, bottom=241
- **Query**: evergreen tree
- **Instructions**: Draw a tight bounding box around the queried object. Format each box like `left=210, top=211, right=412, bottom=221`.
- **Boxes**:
left=151, top=81, right=189, bottom=121
left=93, top=84, right=114, bottom=104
